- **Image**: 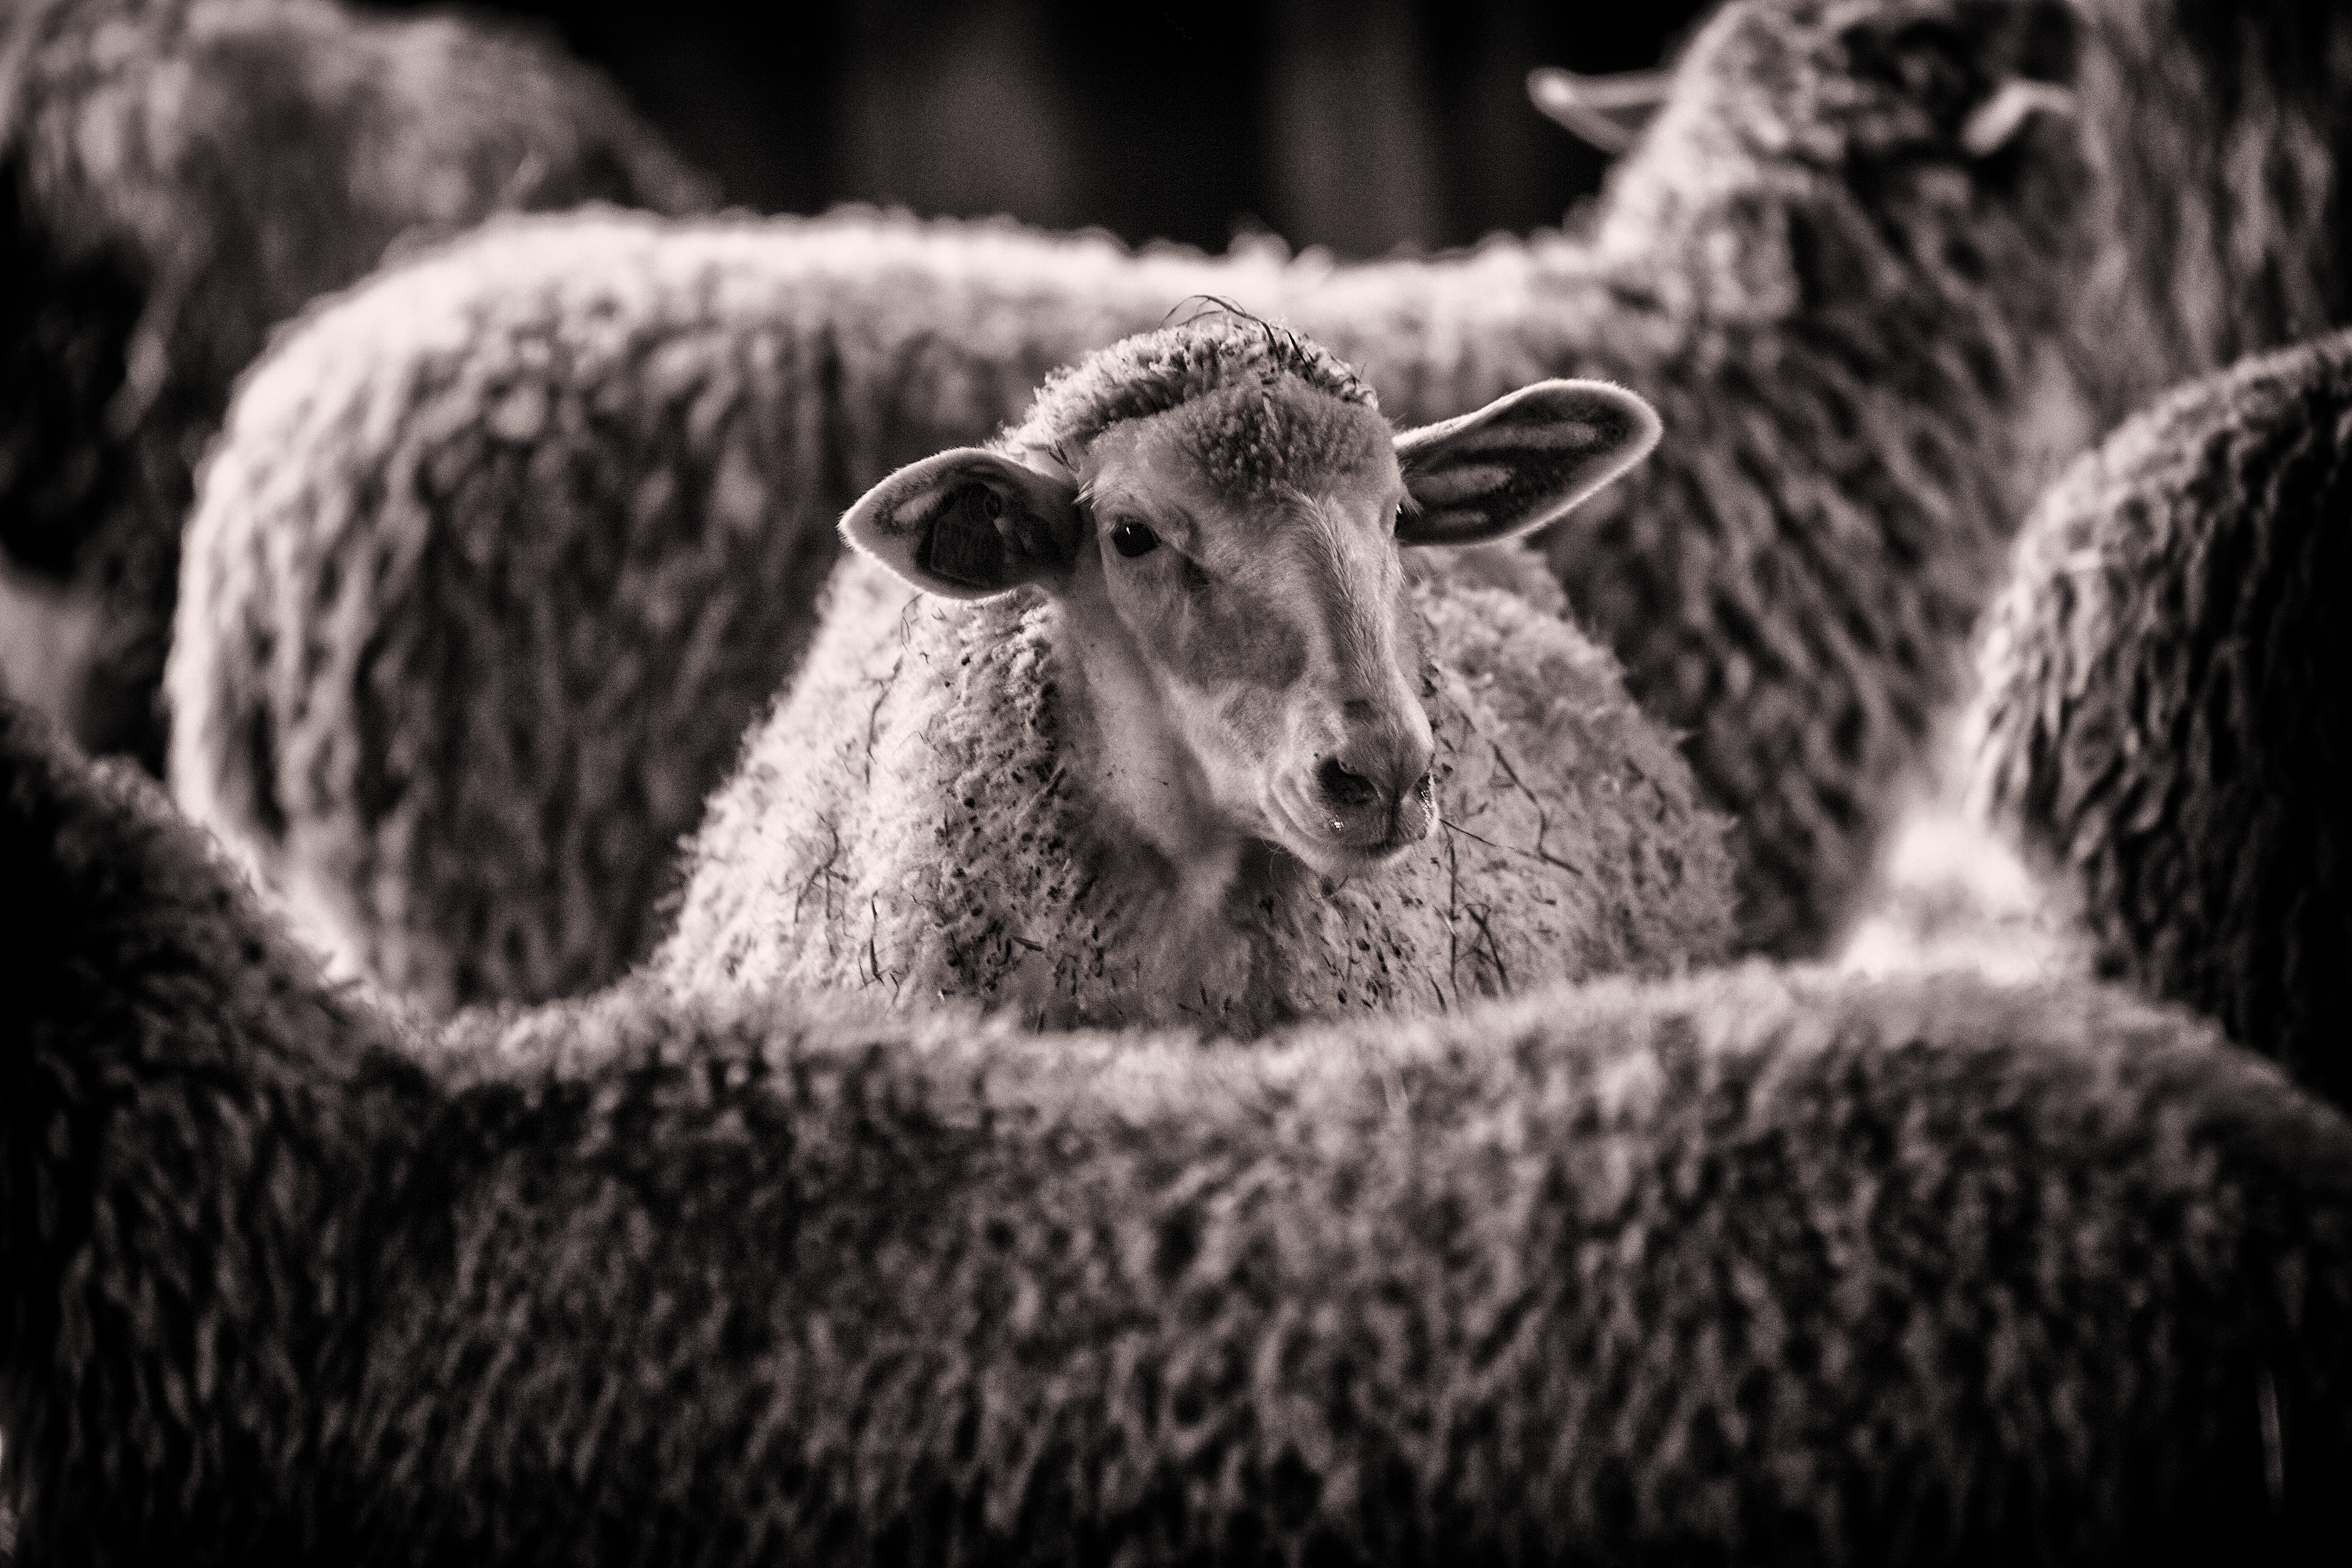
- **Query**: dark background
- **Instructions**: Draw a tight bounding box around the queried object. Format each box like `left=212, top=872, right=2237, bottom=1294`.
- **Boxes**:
left=378, top=0, right=1715, bottom=256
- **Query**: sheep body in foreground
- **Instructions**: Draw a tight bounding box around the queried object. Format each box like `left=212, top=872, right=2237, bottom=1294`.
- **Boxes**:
left=10, top=691, right=2352, bottom=1564
left=172, top=0, right=2142, bottom=1010
left=659, top=319, right=1729, bottom=1033
left=1974, top=329, right=2352, bottom=1109
left=0, top=0, right=713, bottom=768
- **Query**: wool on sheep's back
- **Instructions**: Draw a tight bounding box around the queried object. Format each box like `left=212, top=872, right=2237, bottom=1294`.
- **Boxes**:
left=9, top=688, right=2352, bottom=1564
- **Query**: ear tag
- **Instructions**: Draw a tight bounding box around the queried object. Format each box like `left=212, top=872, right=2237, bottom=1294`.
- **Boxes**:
left=923, top=484, right=1007, bottom=589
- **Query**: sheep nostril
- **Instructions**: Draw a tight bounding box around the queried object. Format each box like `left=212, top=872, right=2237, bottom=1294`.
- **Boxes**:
left=1317, top=756, right=1379, bottom=810
left=1412, top=770, right=1434, bottom=805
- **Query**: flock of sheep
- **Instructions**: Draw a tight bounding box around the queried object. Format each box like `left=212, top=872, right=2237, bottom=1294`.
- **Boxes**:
left=4, top=0, right=2351, bottom=1562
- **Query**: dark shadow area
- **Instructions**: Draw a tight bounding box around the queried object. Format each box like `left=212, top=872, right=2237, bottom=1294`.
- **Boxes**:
left=369, top=0, right=1713, bottom=252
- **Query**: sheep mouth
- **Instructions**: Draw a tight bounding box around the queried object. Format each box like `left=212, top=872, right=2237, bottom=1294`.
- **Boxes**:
left=1272, top=836, right=1417, bottom=884
left=1264, top=790, right=1436, bottom=878
left=1324, top=835, right=1420, bottom=870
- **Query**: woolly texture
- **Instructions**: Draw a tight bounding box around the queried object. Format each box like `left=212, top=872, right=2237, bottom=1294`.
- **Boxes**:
left=1001, top=311, right=1379, bottom=490
left=1974, top=330, right=2352, bottom=1110
left=0, top=691, right=424, bottom=1560
left=2067, top=0, right=2352, bottom=408
left=0, top=0, right=713, bottom=768
left=167, top=215, right=864, bottom=1011
left=659, top=547, right=1733, bottom=1034
left=11, top=692, right=2352, bottom=1564
left=182, top=0, right=2352, bottom=1010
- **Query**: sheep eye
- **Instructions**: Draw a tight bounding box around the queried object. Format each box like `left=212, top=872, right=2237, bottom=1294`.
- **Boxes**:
left=1110, top=520, right=1160, bottom=558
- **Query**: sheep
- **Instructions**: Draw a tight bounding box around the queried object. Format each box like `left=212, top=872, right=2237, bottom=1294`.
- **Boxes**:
left=0, top=0, right=713, bottom=770
left=1972, top=329, right=2352, bottom=1112
left=177, top=0, right=2352, bottom=1017
left=653, top=316, right=1730, bottom=1035
left=11, top=686, right=2352, bottom=1564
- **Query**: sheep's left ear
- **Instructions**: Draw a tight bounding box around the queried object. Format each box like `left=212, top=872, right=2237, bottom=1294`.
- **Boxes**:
left=1393, top=380, right=1661, bottom=547
left=840, top=448, right=1081, bottom=600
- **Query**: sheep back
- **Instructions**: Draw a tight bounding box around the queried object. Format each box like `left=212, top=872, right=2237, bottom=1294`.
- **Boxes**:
left=660, top=551, right=1733, bottom=1033
left=167, top=215, right=855, bottom=1012
left=377, top=968, right=2352, bottom=1568
left=1974, top=329, right=2352, bottom=1110
left=2070, top=0, right=2352, bottom=408
left=10, top=690, right=2352, bottom=1563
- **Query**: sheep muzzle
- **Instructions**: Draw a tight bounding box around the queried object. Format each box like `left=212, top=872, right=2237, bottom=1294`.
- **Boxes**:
left=1294, top=721, right=1438, bottom=868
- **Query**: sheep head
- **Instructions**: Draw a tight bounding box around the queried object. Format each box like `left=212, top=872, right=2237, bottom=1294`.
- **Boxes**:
left=841, top=360, right=1659, bottom=888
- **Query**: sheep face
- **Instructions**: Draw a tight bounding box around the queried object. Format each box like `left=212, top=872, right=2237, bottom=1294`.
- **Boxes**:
left=1071, top=387, right=1433, bottom=882
left=841, top=373, right=1660, bottom=887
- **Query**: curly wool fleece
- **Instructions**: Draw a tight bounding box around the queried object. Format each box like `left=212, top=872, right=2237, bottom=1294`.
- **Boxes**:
left=8, top=686, right=2352, bottom=1565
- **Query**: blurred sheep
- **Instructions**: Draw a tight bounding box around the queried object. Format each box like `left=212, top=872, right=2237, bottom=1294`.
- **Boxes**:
left=1974, top=329, right=2352, bottom=1109
left=0, top=0, right=713, bottom=768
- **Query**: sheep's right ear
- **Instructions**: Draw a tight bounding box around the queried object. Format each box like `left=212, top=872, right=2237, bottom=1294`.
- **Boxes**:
left=840, top=448, right=1082, bottom=601
left=1394, top=380, right=1661, bottom=546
